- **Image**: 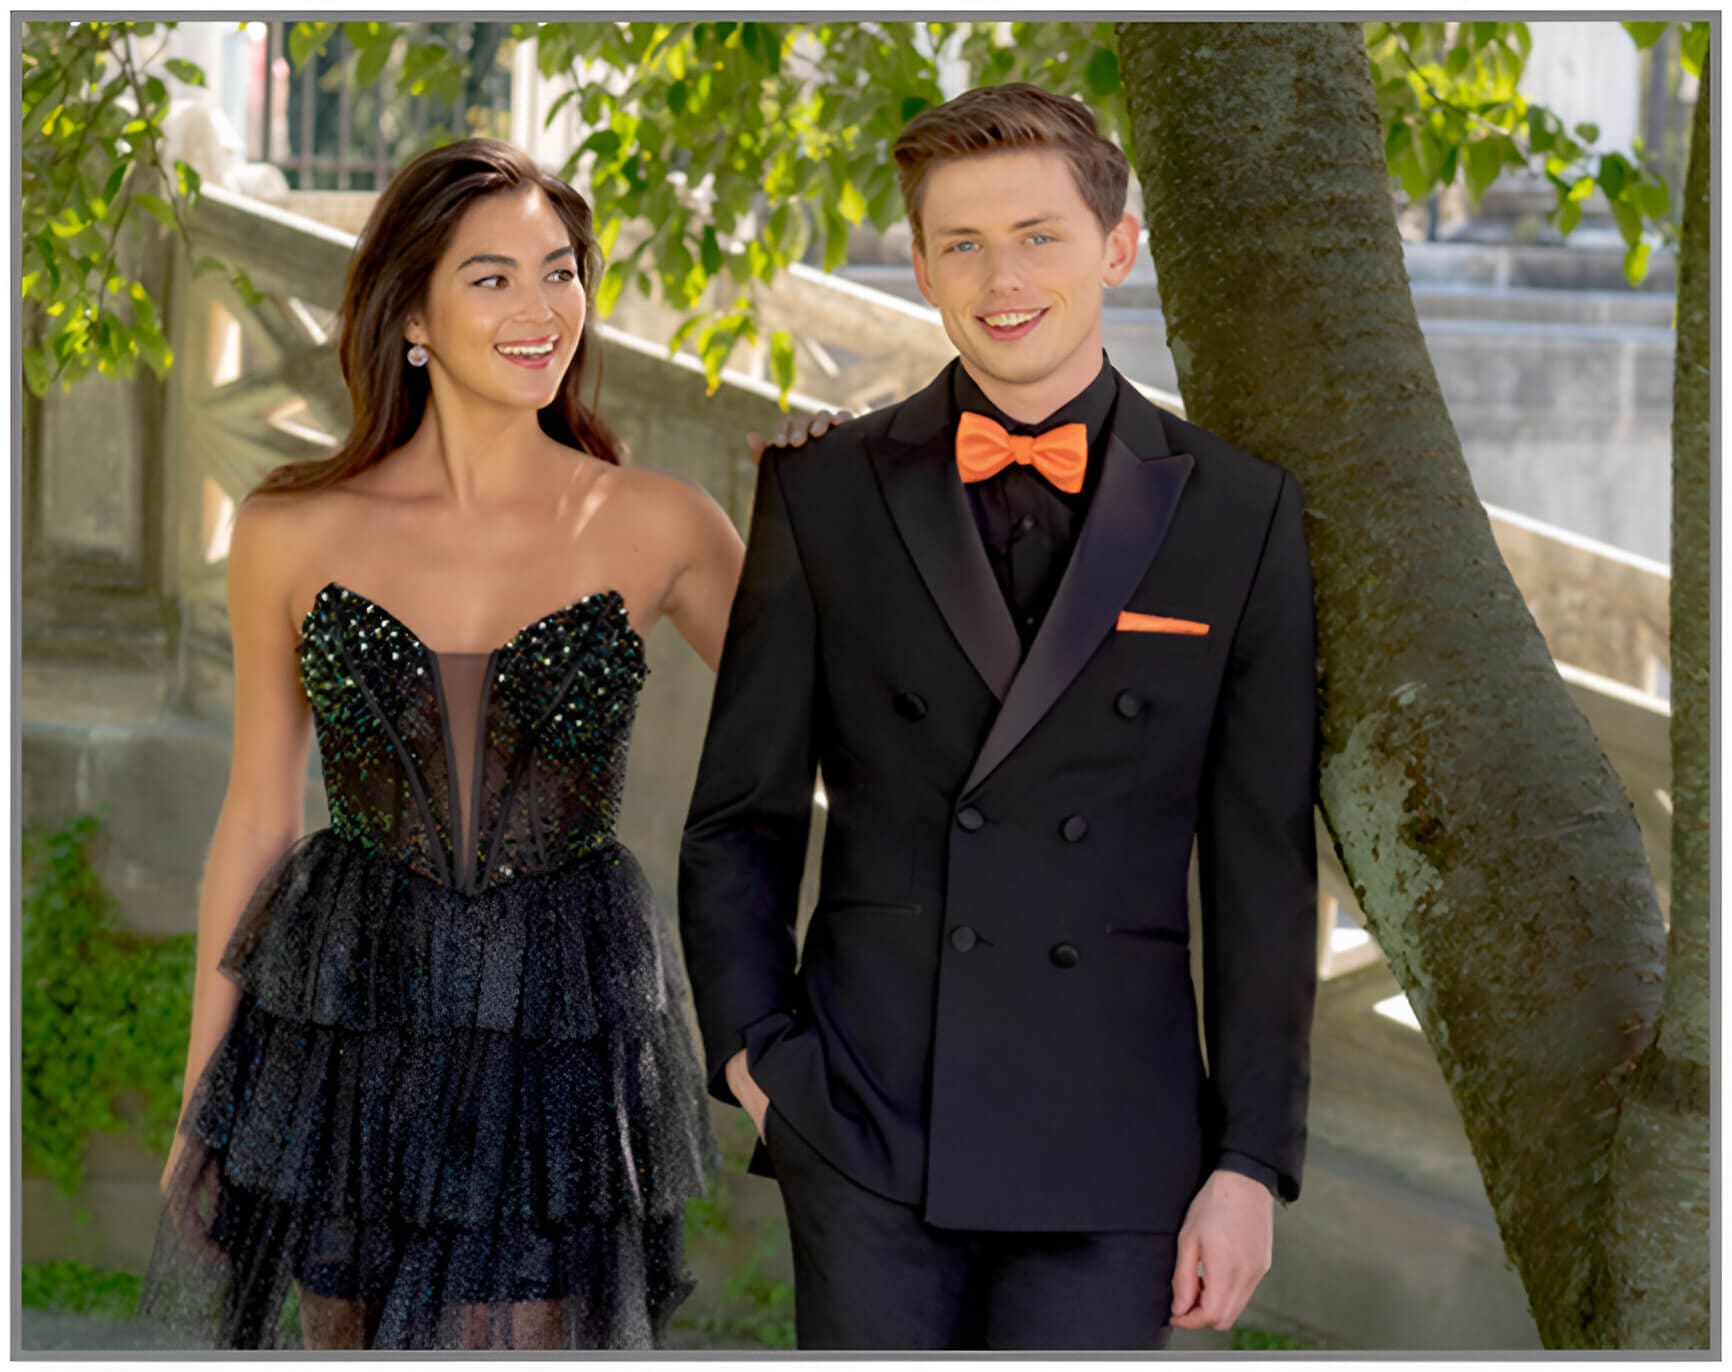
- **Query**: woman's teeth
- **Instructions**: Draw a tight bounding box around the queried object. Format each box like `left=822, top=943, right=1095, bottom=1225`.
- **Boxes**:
left=497, top=342, right=555, bottom=357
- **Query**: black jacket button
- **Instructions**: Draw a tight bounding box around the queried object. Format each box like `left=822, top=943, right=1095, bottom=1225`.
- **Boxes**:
left=957, top=807, right=985, bottom=832
left=893, top=691, right=928, bottom=721
left=1050, top=943, right=1080, bottom=969
left=951, top=926, right=979, bottom=952
left=1062, top=815, right=1088, bottom=842
left=1116, top=691, right=1144, bottom=719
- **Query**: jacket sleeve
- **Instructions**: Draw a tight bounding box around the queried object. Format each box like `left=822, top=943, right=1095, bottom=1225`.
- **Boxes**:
left=677, top=449, right=821, bottom=1106
left=1195, top=467, right=1320, bottom=1202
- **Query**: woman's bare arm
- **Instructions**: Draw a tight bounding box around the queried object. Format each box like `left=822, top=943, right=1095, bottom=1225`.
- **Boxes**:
left=655, top=476, right=747, bottom=673
left=165, top=497, right=316, bottom=1174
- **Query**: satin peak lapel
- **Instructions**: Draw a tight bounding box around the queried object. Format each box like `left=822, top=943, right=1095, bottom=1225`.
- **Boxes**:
left=962, top=383, right=1195, bottom=796
left=867, top=365, right=1021, bottom=701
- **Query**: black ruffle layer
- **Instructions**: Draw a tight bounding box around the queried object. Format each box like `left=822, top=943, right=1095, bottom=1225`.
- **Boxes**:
left=137, top=831, right=718, bottom=1350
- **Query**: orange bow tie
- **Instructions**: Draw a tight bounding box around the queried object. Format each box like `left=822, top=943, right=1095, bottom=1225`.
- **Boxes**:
left=955, top=411, right=1089, bottom=495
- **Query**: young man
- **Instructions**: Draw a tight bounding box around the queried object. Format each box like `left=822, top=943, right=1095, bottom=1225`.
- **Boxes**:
left=679, top=82, right=1319, bottom=1351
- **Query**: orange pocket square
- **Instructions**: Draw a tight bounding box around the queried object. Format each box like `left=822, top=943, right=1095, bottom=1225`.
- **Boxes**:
left=1117, top=611, right=1210, bottom=636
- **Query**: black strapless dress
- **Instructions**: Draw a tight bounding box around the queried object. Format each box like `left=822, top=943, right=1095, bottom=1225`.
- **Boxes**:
left=138, top=583, right=717, bottom=1349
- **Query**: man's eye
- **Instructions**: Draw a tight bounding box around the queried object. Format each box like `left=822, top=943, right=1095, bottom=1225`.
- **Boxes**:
left=947, top=241, right=977, bottom=254
left=1028, top=233, right=1054, bottom=245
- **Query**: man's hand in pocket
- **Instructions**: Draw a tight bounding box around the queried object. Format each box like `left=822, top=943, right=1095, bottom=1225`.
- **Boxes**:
left=725, top=1047, right=771, bottom=1142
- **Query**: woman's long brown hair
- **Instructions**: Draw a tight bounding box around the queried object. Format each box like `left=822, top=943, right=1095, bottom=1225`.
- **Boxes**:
left=254, top=138, right=622, bottom=495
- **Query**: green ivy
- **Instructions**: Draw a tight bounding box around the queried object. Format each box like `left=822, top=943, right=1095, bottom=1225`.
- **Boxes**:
left=22, top=814, right=196, bottom=1195
left=21, top=1260, right=145, bottom=1318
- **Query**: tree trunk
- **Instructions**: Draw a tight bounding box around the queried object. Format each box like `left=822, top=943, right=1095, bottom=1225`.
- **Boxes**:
left=1596, top=41, right=1712, bottom=1350
left=1116, top=21, right=1685, bottom=1347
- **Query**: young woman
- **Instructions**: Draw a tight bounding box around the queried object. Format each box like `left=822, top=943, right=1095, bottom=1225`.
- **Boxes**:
left=136, top=137, right=831, bottom=1350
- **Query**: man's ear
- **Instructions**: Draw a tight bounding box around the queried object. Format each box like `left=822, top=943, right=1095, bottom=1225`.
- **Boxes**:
left=911, top=239, right=937, bottom=307
left=1103, top=211, right=1140, bottom=288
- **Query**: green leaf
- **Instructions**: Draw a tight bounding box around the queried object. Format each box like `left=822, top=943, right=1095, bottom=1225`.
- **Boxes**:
left=355, top=39, right=392, bottom=88
left=1598, top=152, right=1630, bottom=201
left=1610, top=198, right=1642, bottom=248
left=1681, top=21, right=1709, bottom=77
left=596, top=262, right=629, bottom=316
left=1083, top=46, right=1120, bottom=98
left=289, top=22, right=335, bottom=69
left=900, top=96, right=929, bottom=123
left=581, top=129, right=622, bottom=160
left=132, top=194, right=175, bottom=230
left=1567, top=175, right=1596, bottom=204
left=1526, top=106, right=1554, bottom=154
left=667, top=79, right=688, bottom=117
left=230, top=269, right=264, bottom=309
left=343, top=21, right=391, bottom=48
left=23, top=343, right=52, bottom=397
left=700, top=225, right=724, bottom=276
left=769, top=329, right=796, bottom=403
left=164, top=57, right=204, bottom=87
left=101, top=164, right=127, bottom=203
left=822, top=208, right=849, bottom=273
left=1621, top=21, right=1668, bottom=50
left=1445, top=44, right=1470, bottom=78
left=192, top=256, right=227, bottom=278
left=1630, top=181, right=1671, bottom=220
left=837, top=179, right=867, bottom=227
left=1464, top=136, right=1507, bottom=205
left=173, top=160, right=201, bottom=199
left=1622, top=239, right=1652, bottom=286
left=1572, top=122, right=1600, bottom=144
left=666, top=309, right=709, bottom=358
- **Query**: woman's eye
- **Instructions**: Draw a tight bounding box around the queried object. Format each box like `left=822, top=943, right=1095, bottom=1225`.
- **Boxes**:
left=549, top=268, right=577, bottom=283
left=473, top=275, right=507, bottom=288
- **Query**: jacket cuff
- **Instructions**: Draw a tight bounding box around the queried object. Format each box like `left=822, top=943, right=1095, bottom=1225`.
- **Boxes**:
left=1214, top=1150, right=1285, bottom=1203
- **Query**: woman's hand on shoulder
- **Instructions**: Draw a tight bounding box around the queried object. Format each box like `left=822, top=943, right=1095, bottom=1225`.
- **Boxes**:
left=639, top=470, right=745, bottom=673
left=746, top=408, right=855, bottom=464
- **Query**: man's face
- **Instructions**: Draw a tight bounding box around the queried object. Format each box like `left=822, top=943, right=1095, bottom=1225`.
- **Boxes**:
left=911, top=147, right=1138, bottom=403
left=406, top=184, right=587, bottom=412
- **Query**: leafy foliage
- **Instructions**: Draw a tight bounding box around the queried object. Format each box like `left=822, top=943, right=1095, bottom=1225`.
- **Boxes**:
left=1366, top=20, right=1706, bottom=283
left=20, top=19, right=1704, bottom=404
left=20, top=1260, right=146, bottom=1319
left=21, top=815, right=196, bottom=1195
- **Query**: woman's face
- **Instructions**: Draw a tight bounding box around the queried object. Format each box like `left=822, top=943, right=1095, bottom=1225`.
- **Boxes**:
left=405, top=184, right=588, bottom=412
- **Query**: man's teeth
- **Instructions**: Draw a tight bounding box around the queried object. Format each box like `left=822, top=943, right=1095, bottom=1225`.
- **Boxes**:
left=983, top=310, right=1042, bottom=327
left=497, top=342, right=555, bottom=356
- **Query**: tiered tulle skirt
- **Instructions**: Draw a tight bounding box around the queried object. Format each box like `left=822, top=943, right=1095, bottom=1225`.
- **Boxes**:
left=137, top=829, right=717, bottom=1349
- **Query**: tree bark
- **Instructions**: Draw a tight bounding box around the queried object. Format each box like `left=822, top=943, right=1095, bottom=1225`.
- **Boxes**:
left=1115, top=21, right=1682, bottom=1347
left=1596, top=41, right=1712, bottom=1350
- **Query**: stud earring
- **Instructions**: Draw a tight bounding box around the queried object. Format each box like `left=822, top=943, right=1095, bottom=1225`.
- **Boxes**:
left=407, top=343, right=430, bottom=367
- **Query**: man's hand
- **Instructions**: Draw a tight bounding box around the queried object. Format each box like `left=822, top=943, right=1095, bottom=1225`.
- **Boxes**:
left=724, top=1047, right=772, bottom=1143
left=747, top=409, right=855, bottom=464
left=1169, top=1168, right=1275, bottom=1331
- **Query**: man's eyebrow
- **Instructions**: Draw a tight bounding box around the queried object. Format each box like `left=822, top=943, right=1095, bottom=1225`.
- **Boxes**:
left=454, top=245, right=577, bottom=271
left=931, top=214, right=1063, bottom=238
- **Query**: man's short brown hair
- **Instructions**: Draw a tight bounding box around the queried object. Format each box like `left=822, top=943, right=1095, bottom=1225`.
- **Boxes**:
left=893, top=83, right=1131, bottom=250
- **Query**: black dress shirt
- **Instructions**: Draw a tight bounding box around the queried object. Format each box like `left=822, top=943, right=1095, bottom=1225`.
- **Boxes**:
left=953, top=356, right=1117, bottom=656
left=950, top=355, right=1284, bottom=1206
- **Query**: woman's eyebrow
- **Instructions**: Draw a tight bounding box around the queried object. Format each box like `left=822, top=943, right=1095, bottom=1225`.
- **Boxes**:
left=455, top=245, right=577, bottom=271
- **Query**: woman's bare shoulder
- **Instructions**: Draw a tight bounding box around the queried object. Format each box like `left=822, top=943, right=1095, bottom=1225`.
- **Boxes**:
left=230, top=481, right=370, bottom=624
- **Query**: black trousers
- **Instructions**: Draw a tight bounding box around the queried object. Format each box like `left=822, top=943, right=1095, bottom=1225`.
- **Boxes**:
left=765, top=1108, right=1178, bottom=1351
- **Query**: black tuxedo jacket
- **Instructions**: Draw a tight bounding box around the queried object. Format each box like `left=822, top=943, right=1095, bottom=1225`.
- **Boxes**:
left=678, top=361, right=1319, bottom=1232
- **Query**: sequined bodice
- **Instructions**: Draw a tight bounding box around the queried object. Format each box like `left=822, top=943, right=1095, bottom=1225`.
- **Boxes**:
left=297, top=582, right=649, bottom=894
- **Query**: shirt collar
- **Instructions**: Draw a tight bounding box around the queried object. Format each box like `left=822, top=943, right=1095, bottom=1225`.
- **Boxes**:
left=951, top=352, right=1118, bottom=450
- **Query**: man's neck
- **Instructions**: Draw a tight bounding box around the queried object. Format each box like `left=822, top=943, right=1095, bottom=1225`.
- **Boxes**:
left=959, top=345, right=1107, bottom=426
